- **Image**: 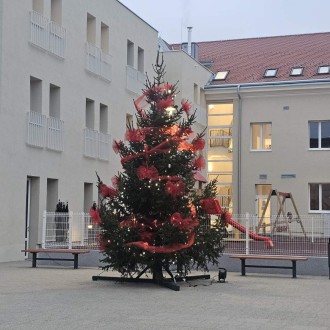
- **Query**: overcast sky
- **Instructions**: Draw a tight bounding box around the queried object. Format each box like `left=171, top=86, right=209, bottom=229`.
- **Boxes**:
left=119, top=0, right=330, bottom=43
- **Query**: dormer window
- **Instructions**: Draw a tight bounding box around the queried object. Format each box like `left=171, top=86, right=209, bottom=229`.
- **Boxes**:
left=264, top=69, right=277, bottom=77
left=214, top=71, right=229, bottom=80
left=290, top=67, right=303, bottom=76
left=317, top=66, right=330, bottom=74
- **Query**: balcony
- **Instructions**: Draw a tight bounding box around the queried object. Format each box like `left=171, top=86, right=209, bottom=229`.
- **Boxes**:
left=83, top=128, right=111, bottom=161
left=27, top=111, right=64, bottom=151
left=126, top=65, right=146, bottom=94
left=85, top=43, right=112, bottom=82
left=30, top=11, right=66, bottom=58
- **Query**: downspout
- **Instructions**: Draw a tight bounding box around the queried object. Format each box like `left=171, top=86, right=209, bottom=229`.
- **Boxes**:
left=237, top=85, right=242, bottom=214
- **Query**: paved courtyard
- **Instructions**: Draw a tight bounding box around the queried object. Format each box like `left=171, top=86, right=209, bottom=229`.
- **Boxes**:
left=1, top=260, right=329, bottom=330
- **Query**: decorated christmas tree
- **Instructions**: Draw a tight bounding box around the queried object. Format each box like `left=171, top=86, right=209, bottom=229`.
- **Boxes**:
left=91, top=53, right=226, bottom=289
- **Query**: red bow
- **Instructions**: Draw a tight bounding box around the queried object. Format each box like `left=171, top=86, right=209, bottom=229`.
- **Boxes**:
left=136, top=165, right=159, bottom=180
left=165, top=180, right=185, bottom=198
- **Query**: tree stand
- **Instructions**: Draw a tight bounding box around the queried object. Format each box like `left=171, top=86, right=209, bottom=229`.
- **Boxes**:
left=92, top=256, right=210, bottom=291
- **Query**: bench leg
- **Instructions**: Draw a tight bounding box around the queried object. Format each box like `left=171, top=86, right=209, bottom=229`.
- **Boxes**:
left=32, top=252, right=37, bottom=268
left=241, top=258, right=246, bottom=276
left=73, top=254, right=78, bottom=269
left=292, top=260, right=297, bottom=278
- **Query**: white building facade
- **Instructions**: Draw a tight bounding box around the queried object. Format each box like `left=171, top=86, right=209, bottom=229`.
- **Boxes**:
left=0, top=0, right=212, bottom=262
left=0, top=0, right=160, bottom=262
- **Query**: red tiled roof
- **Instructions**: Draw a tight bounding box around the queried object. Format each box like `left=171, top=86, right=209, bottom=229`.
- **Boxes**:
left=171, top=32, right=330, bottom=85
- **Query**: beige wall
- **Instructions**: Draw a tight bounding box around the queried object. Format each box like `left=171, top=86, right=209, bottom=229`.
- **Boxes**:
left=206, top=83, right=330, bottom=215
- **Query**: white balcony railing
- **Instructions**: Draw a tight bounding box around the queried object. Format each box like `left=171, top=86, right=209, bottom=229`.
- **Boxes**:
left=27, top=111, right=47, bottom=148
left=30, top=11, right=66, bottom=58
left=47, top=116, right=64, bottom=151
left=99, top=132, right=111, bottom=161
left=126, top=66, right=146, bottom=94
left=194, top=104, right=207, bottom=126
left=27, top=111, right=64, bottom=151
left=83, top=128, right=111, bottom=160
left=86, top=43, right=112, bottom=81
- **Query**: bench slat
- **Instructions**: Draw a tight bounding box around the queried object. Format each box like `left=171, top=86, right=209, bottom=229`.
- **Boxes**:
left=22, top=249, right=90, bottom=254
left=230, top=255, right=308, bottom=261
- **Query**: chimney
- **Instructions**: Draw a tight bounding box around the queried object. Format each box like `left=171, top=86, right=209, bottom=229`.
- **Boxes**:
left=187, top=27, right=193, bottom=55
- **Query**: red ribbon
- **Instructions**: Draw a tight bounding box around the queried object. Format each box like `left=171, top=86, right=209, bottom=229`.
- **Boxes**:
left=99, top=183, right=117, bottom=199
left=121, top=137, right=180, bottom=165
left=126, top=233, right=195, bottom=253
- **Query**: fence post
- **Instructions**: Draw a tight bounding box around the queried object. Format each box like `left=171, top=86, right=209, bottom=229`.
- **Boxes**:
left=245, top=212, right=249, bottom=255
left=80, top=213, right=85, bottom=246
left=311, top=216, right=314, bottom=243
left=42, top=210, right=47, bottom=248
left=68, top=211, right=73, bottom=249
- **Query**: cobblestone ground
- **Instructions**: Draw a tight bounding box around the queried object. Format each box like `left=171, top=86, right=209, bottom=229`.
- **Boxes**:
left=1, top=261, right=329, bottom=330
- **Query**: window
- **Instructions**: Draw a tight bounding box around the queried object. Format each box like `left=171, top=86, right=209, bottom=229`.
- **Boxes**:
left=264, top=69, right=277, bottom=77
left=51, top=0, right=62, bottom=25
left=214, top=71, right=229, bottom=80
left=317, top=66, right=330, bottom=74
left=49, top=84, right=60, bottom=118
left=85, top=98, right=95, bottom=129
left=33, top=0, right=44, bottom=13
left=87, top=13, right=96, bottom=44
left=137, top=47, right=144, bottom=72
left=290, top=67, right=303, bottom=76
left=127, top=40, right=134, bottom=67
left=99, top=104, right=108, bottom=133
left=207, top=103, right=233, bottom=212
left=30, top=76, right=42, bottom=113
left=309, top=121, right=330, bottom=149
left=309, top=183, right=330, bottom=212
left=101, top=22, right=109, bottom=53
left=251, top=123, right=272, bottom=150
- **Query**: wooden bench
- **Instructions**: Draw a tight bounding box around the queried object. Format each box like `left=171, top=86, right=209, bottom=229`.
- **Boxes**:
left=22, top=249, right=90, bottom=269
left=229, top=255, right=308, bottom=278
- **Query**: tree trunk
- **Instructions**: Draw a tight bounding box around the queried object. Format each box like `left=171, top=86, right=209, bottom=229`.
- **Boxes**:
left=152, top=254, right=163, bottom=283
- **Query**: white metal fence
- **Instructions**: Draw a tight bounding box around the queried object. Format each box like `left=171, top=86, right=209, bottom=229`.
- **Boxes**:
left=27, top=112, right=64, bottom=151
left=42, top=211, right=101, bottom=249
left=30, top=11, right=66, bottom=58
left=126, top=66, right=146, bottom=94
left=83, top=128, right=111, bottom=160
left=222, top=214, right=330, bottom=257
left=85, top=43, right=112, bottom=81
left=41, top=211, right=329, bottom=258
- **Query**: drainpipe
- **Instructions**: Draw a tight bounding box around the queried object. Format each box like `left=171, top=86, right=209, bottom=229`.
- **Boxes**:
left=237, top=85, right=242, bottom=214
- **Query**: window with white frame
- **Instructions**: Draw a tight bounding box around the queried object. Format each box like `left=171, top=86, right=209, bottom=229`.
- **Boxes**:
left=309, top=121, right=330, bottom=149
left=309, top=183, right=330, bottom=212
left=251, top=123, right=272, bottom=150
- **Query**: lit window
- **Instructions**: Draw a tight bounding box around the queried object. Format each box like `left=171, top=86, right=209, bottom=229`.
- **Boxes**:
left=309, top=121, right=330, bottom=149
left=309, top=183, right=330, bottom=211
left=290, top=67, right=303, bottom=76
left=251, top=123, right=272, bottom=150
left=264, top=69, right=277, bottom=77
left=317, top=66, right=330, bottom=74
left=214, top=71, right=229, bottom=80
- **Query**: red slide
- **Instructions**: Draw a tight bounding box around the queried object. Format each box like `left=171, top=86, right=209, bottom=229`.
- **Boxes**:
left=199, top=198, right=273, bottom=248
left=225, top=213, right=273, bottom=248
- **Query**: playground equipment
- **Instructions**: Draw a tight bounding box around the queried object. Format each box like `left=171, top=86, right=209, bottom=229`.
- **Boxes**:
left=257, top=189, right=306, bottom=238
left=200, top=198, right=273, bottom=248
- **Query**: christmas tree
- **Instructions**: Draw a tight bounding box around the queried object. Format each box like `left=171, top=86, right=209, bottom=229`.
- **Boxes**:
left=91, top=53, right=226, bottom=289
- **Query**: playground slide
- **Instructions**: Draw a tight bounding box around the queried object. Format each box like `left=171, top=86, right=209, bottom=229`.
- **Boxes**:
left=225, top=214, right=273, bottom=248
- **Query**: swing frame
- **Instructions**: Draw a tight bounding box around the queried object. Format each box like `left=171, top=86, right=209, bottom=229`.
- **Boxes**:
left=257, top=189, right=306, bottom=238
